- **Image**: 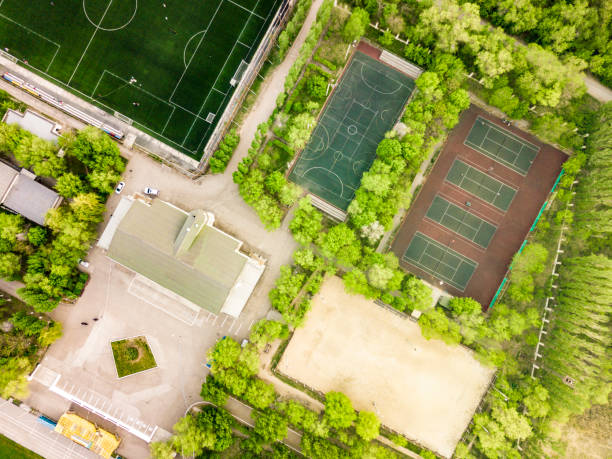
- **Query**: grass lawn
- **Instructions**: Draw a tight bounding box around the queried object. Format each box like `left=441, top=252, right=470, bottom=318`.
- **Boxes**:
left=0, top=434, right=42, bottom=459
left=0, top=0, right=281, bottom=158
left=111, top=336, right=157, bottom=378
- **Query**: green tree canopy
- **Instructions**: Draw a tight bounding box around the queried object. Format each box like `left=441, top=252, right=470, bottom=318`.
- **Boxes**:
left=324, top=391, right=355, bottom=429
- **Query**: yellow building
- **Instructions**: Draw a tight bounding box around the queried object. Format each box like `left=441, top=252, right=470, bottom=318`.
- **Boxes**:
left=54, top=412, right=120, bottom=458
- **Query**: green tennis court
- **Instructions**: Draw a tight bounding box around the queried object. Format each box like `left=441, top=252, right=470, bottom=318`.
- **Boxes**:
left=464, top=117, right=539, bottom=175
left=446, top=160, right=516, bottom=211
left=425, top=195, right=497, bottom=247
left=288, top=51, right=415, bottom=210
left=402, top=232, right=477, bottom=291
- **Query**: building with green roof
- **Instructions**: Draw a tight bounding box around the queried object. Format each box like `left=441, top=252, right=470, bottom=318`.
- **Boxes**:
left=98, top=196, right=265, bottom=317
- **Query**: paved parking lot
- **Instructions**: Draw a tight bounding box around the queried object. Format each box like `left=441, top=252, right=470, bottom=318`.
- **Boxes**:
left=20, top=149, right=298, bottom=456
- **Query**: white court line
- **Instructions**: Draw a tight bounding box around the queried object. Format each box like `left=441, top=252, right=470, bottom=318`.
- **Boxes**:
left=180, top=3, right=255, bottom=145
left=160, top=105, right=176, bottom=135
left=212, top=87, right=227, bottom=95
left=68, top=0, right=115, bottom=85
left=45, top=44, right=61, bottom=72
left=225, top=0, right=265, bottom=20
left=169, top=0, right=224, bottom=101
left=0, top=13, right=61, bottom=70
left=236, top=40, right=250, bottom=48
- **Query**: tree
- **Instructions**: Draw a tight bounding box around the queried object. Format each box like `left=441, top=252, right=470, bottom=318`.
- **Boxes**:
left=243, top=379, right=276, bottom=410
left=0, top=212, right=25, bottom=248
left=171, top=415, right=213, bottom=456
left=55, top=173, right=84, bottom=198
left=448, top=297, right=481, bottom=316
left=67, top=126, right=124, bottom=173
left=254, top=409, right=288, bottom=443
left=419, top=308, right=462, bottom=345
left=324, top=391, right=355, bottom=429
left=88, top=168, right=121, bottom=195
left=306, top=74, right=328, bottom=100
left=27, top=226, right=47, bottom=247
left=10, top=311, right=46, bottom=336
left=401, top=276, right=432, bottom=310
left=209, top=337, right=241, bottom=371
left=285, top=113, right=316, bottom=150
left=150, top=441, right=174, bottom=459
left=343, top=8, right=370, bottom=42
left=38, top=322, right=63, bottom=347
left=278, top=181, right=302, bottom=206
left=491, top=402, right=532, bottom=441
left=0, top=357, right=31, bottom=398
left=249, top=320, right=289, bottom=350
left=416, top=0, right=482, bottom=53
left=196, top=405, right=234, bottom=451
left=70, top=193, right=105, bottom=223
left=14, top=135, right=65, bottom=178
left=200, top=376, right=229, bottom=406
left=366, top=263, right=394, bottom=290
left=355, top=411, right=380, bottom=441
left=0, top=252, right=21, bottom=280
left=290, top=197, right=323, bottom=245
left=320, top=224, right=361, bottom=266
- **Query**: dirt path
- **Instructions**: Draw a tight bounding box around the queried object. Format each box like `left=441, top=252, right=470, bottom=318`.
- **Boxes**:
left=584, top=75, right=612, bottom=103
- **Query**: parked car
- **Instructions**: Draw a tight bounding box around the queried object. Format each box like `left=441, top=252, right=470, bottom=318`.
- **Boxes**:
left=115, top=181, right=125, bottom=194
left=144, top=187, right=159, bottom=196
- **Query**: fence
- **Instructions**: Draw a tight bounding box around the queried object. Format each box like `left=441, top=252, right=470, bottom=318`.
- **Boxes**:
left=198, top=0, right=296, bottom=171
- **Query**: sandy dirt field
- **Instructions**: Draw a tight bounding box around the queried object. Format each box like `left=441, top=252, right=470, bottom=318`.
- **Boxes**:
left=277, top=276, right=495, bottom=458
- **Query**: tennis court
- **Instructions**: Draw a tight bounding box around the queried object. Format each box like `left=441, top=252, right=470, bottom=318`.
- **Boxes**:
left=425, top=195, right=497, bottom=248
left=402, top=232, right=477, bottom=291
left=465, top=117, right=539, bottom=175
left=288, top=51, right=415, bottom=210
left=446, top=160, right=516, bottom=211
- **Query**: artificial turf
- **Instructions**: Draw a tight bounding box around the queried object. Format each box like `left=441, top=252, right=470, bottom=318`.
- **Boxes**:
left=0, top=434, right=42, bottom=459
left=0, top=0, right=280, bottom=158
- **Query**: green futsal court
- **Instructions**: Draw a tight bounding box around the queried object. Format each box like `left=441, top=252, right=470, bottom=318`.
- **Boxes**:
left=446, top=160, right=517, bottom=211
left=464, top=117, right=539, bottom=175
left=0, top=0, right=280, bottom=158
left=288, top=51, right=415, bottom=210
left=426, top=195, right=497, bottom=248
left=402, top=232, right=477, bottom=291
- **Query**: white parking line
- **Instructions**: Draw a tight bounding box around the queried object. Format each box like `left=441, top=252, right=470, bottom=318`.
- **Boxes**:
left=228, top=320, right=236, bottom=333
left=220, top=316, right=228, bottom=328
left=248, top=319, right=255, bottom=330
left=234, top=323, right=243, bottom=335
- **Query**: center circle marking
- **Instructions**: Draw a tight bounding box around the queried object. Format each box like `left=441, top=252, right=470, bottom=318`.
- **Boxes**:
left=347, top=124, right=358, bottom=135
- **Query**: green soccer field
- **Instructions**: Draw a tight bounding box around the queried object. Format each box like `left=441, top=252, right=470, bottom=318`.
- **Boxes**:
left=289, top=51, right=415, bottom=210
left=0, top=0, right=280, bottom=158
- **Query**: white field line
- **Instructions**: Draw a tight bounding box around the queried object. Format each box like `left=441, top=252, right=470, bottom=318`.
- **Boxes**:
left=68, top=0, right=114, bottom=85
left=169, top=0, right=224, bottom=101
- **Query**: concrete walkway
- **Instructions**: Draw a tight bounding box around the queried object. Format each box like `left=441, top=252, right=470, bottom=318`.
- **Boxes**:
left=584, top=74, right=612, bottom=103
